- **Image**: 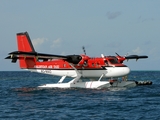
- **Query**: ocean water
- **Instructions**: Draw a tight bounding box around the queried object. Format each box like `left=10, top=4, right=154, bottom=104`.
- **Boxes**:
left=0, top=71, right=160, bottom=120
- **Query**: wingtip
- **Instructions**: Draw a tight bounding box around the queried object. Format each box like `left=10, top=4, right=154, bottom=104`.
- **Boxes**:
left=5, top=56, right=11, bottom=59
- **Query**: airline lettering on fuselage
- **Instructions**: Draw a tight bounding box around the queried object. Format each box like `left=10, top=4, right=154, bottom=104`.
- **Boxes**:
left=34, top=65, right=48, bottom=68
left=34, top=65, right=59, bottom=69
left=34, top=65, right=60, bottom=74
left=41, top=70, right=51, bottom=74
left=53, top=65, right=59, bottom=68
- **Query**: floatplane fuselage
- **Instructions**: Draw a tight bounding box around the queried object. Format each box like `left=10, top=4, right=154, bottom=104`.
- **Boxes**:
left=5, top=32, right=148, bottom=89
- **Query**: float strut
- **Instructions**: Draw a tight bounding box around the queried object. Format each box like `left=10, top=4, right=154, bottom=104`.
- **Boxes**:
left=58, top=76, right=66, bottom=83
left=98, top=73, right=104, bottom=81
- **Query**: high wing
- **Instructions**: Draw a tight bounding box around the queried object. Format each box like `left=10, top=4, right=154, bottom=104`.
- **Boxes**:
left=5, top=51, right=82, bottom=64
left=6, top=51, right=68, bottom=59
left=115, top=52, right=148, bottom=63
left=125, top=55, right=148, bottom=60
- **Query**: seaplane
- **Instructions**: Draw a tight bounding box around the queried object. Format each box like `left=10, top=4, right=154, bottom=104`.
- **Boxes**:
left=5, top=32, right=149, bottom=89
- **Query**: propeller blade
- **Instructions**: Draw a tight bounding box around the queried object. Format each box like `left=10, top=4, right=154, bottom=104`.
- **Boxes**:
left=82, top=46, right=86, bottom=55
left=115, top=52, right=120, bottom=57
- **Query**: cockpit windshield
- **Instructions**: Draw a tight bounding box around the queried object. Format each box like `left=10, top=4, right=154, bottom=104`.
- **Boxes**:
left=108, top=58, right=119, bottom=64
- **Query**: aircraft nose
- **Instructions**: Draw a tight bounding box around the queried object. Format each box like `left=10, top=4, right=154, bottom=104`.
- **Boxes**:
left=123, top=66, right=130, bottom=75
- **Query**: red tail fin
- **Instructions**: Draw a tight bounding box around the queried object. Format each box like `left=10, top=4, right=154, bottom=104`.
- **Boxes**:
left=17, top=32, right=36, bottom=69
left=17, top=32, right=35, bottom=52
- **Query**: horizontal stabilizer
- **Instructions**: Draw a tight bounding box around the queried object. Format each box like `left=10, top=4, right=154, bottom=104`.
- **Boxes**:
left=5, top=55, right=19, bottom=63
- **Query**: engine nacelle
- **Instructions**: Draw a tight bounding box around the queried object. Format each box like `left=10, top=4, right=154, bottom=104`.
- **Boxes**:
left=116, top=56, right=126, bottom=63
left=78, top=55, right=90, bottom=66
left=66, top=55, right=82, bottom=64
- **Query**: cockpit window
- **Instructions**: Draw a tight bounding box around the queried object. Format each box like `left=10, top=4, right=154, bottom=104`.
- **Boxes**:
left=108, top=59, right=119, bottom=64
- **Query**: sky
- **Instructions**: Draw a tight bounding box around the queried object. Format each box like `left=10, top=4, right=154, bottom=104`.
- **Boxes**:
left=1, top=0, right=160, bottom=71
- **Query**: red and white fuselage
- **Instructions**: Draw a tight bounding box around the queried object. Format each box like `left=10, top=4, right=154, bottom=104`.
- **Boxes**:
left=29, top=57, right=130, bottom=78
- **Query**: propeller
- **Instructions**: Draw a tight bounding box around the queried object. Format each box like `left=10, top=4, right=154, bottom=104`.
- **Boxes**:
left=115, top=52, right=120, bottom=57
left=101, top=54, right=108, bottom=69
left=115, top=52, right=125, bottom=63
left=82, top=46, right=86, bottom=55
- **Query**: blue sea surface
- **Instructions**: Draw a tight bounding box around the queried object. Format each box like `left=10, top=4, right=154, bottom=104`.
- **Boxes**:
left=0, top=71, right=160, bottom=120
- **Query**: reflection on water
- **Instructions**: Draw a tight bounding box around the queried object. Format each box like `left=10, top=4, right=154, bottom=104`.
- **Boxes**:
left=108, top=87, right=127, bottom=91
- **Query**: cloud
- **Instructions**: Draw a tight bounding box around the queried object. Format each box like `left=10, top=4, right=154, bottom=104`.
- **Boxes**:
left=51, top=38, right=62, bottom=48
left=32, top=38, right=48, bottom=49
left=106, top=11, right=121, bottom=19
left=32, top=37, right=62, bottom=52
left=132, top=47, right=143, bottom=54
left=138, top=16, right=154, bottom=23
left=60, top=51, right=66, bottom=55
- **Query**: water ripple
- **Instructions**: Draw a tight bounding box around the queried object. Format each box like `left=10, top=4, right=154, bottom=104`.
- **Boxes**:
left=0, top=71, right=160, bottom=120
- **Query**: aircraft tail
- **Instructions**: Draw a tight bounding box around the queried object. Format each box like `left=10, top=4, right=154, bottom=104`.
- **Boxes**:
left=17, top=32, right=35, bottom=52
left=16, top=32, right=36, bottom=69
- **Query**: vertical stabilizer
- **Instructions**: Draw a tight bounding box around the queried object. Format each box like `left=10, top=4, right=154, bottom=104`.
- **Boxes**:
left=16, top=32, right=36, bottom=69
left=17, top=32, right=35, bottom=52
